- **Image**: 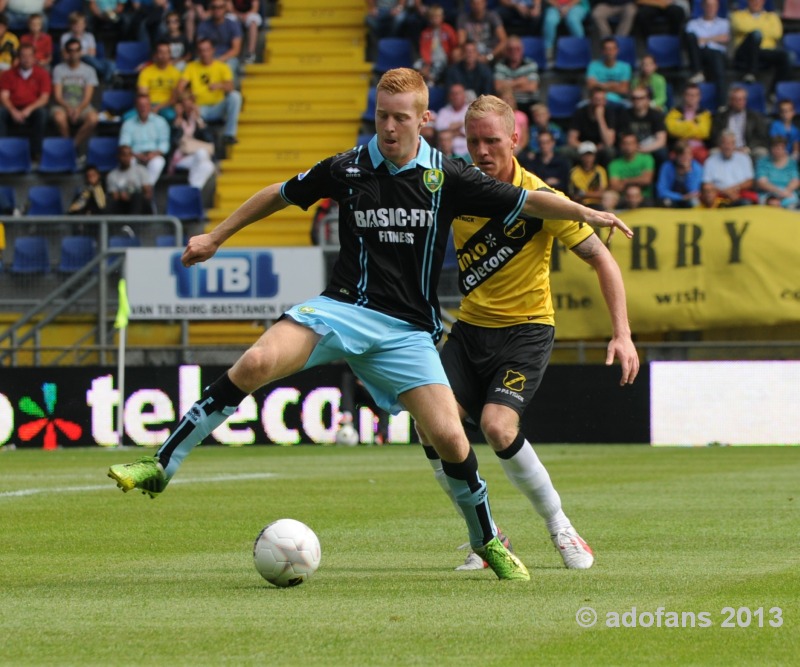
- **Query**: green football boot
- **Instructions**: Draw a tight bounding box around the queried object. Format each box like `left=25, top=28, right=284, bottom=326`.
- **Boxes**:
left=108, top=456, right=168, bottom=499
left=474, top=535, right=530, bottom=581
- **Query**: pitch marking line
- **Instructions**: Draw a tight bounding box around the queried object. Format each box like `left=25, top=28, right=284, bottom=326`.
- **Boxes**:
left=0, top=472, right=278, bottom=499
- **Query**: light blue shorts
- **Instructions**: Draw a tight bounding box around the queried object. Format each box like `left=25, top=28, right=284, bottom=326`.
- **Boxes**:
left=284, top=296, right=449, bottom=414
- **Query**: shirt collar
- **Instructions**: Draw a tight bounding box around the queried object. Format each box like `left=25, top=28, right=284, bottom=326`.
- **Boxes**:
left=367, top=135, right=434, bottom=174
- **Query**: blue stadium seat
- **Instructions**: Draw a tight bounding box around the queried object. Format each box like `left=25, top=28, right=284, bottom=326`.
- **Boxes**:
left=782, top=33, right=800, bottom=64
left=87, top=137, right=120, bottom=172
left=100, top=89, right=136, bottom=119
left=155, top=234, right=182, bottom=247
left=166, top=185, right=204, bottom=222
left=58, top=236, right=96, bottom=273
left=646, top=35, right=683, bottom=70
left=775, top=80, right=800, bottom=109
left=26, top=186, right=64, bottom=216
left=520, top=36, right=547, bottom=71
left=547, top=83, right=583, bottom=120
left=0, top=137, right=32, bottom=174
left=373, top=38, right=414, bottom=75
left=109, top=235, right=142, bottom=249
left=38, top=137, right=78, bottom=173
left=49, top=0, right=84, bottom=30
left=615, top=36, right=637, bottom=67
left=442, top=230, right=457, bottom=270
left=361, top=86, right=377, bottom=122
left=428, top=85, right=447, bottom=112
left=553, top=36, right=591, bottom=71
left=10, top=236, right=50, bottom=274
left=115, top=40, right=151, bottom=77
left=733, top=81, right=766, bottom=113
left=698, top=82, right=719, bottom=111
left=356, top=133, right=372, bottom=147
left=0, top=185, right=16, bottom=214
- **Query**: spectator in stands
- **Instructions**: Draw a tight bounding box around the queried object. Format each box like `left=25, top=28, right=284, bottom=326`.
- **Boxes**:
left=498, top=89, right=529, bottom=156
left=0, top=14, right=19, bottom=72
left=542, top=0, right=589, bottom=62
left=61, top=12, right=115, bottom=84
left=665, top=83, right=712, bottom=162
left=434, top=82, right=470, bottom=157
left=630, top=53, right=667, bottom=111
left=697, top=180, right=728, bottom=207
left=184, top=0, right=210, bottom=43
left=656, top=141, right=702, bottom=207
left=635, top=0, right=687, bottom=42
left=456, top=0, right=507, bottom=65
left=684, top=0, right=729, bottom=89
left=493, top=35, right=539, bottom=110
left=0, top=43, right=50, bottom=160
left=568, top=141, right=608, bottom=208
left=366, top=0, right=408, bottom=41
left=120, top=92, right=171, bottom=184
left=710, top=84, right=768, bottom=159
left=131, top=0, right=170, bottom=49
left=0, top=0, right=51, bottom=33
left=526, top=129, right=570, bottom=191
left=600, top=187, right=621, bottom=210
left=168, top=91, right=217, bottom=189
left=731, top=0, right=791, bottom=86
left=229, top=0, right=262, bottom=65
left=20, top=13, right=51, bottom=70
left=69, top=164, right=107, bottom=215
left=415, top=4, right=458, bottom=86
left=702, top=129, right=756, bottom=205
left=770, top=99, right=800, bottom=160
left=107, top=144, right=154, bottom=215
left=495, top=0, right=542, bottom=37
left=138, top=41, right=182, bottom=122
left=197, top=0, right=242, bottom=75
left=528, top=102, right=564, bottom=154
left=177, top=37, right=242, bottom=145
left=444, top=40, right=494, bottom=100
left=586, top=36, right=632, bottom=107
left=51, top=39, right=99, bottom=155
left=566, top=87, right=621, bottom=165
left=162, top=11, right=193, bottom=71
left=755, top=135, right=799, bottom=208
left=591, top=0, right=638, bottom=39
left=608, top=132, right=655, bottom=199
left=620, top=182, right=648, bottom=209
left=624, top=85, right=668, bottom=167
left=88, top=0, right=135, bottom=41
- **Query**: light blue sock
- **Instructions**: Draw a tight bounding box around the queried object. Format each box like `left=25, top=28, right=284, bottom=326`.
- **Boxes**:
left=441, top=448, right=496, bottom=549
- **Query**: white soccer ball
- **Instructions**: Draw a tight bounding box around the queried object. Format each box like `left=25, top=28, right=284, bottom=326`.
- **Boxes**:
left=253, top=519, right=322, bottom=587
left=335, top=423, right=360, bottom=446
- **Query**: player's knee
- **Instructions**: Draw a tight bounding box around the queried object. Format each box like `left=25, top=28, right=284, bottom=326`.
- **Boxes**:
left=239, top=345, right=280, bottom=383
left=480, top=419, right=517, bottom=451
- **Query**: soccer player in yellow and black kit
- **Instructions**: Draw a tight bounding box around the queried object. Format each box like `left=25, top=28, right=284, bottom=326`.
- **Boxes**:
left=420, top=95, right=640, bottom=570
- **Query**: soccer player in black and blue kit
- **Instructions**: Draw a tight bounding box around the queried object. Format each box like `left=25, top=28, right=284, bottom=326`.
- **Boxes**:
left=108, top=68, right=633, bottom=580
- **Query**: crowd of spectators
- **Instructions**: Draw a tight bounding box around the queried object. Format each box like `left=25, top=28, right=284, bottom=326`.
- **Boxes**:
left=370, top=0, right=800, bottom=210
left=0, top=0, right=261, bottom=216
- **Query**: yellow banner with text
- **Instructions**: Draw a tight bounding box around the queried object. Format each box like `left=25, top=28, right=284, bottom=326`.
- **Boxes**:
left=549, top=206, right=800, bottom=339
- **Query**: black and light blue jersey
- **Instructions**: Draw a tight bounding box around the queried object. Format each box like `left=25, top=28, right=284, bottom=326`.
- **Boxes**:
left=281, top=136, right=526, bottom=342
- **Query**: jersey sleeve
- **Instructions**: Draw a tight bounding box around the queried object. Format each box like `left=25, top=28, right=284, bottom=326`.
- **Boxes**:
left=448, top=161, right=528, bottom=222
left=280, top=157, right=336, bottom=211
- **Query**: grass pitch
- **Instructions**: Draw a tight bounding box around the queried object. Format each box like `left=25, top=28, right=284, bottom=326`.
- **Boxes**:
left=1, top=444, right=798, bottom=666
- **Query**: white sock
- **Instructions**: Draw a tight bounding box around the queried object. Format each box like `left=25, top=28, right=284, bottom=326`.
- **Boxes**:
left=497, top=439, right=571, bottom=534
left=427, top=456, right=464, bottom=518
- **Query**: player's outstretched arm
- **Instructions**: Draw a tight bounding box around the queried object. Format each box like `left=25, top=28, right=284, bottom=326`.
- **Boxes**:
left=571, top=234, right=640, bottom=386
left=523, top=190, right=634, bottom=239
left=182, top=183, right=289, bottom=267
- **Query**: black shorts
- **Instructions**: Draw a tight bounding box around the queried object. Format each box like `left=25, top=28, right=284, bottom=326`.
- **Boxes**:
left=440, top=320, right=555, bottom=424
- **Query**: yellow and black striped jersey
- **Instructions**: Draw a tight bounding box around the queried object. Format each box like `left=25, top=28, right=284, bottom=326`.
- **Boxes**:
left=454, top=158, right=594, bottom=328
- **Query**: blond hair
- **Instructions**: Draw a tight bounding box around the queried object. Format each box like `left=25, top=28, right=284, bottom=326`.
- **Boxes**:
left=464, top=95, right=516, bottom=136
left=376, top=67, right=429, bottom=114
